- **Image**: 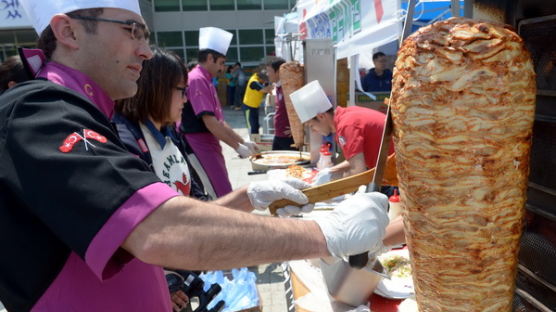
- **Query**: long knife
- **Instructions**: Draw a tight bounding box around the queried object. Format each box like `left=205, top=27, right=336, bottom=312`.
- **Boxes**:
left=348, top=0, right=417, bottom=269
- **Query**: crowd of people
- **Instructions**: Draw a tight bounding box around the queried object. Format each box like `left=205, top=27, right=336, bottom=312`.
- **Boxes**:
left=0, top=1, right=401, bottom=312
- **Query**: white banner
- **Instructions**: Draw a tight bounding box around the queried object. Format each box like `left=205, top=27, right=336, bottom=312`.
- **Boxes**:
left=296, top=0, right=402, bottom=59
left=0, top=1, right=32, bottom=29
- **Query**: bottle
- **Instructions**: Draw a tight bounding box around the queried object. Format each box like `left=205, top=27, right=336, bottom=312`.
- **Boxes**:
left=317, top=144, right=333, bottom=169
left=388, top=189, right=402, bottom=221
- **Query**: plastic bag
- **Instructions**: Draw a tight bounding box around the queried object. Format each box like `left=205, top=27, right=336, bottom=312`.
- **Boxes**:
left=201, top=268, right=260, bottom=312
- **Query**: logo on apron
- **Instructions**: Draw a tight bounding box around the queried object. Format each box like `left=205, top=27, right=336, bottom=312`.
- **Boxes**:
left=141, top=124, right=192, bottom=196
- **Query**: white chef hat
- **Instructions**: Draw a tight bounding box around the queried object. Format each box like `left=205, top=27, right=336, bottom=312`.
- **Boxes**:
left=199, top=27, right=233, bottom=56
left=290, top=80, right=333, bottom=123
left=20, top=0, right=142, bottom=35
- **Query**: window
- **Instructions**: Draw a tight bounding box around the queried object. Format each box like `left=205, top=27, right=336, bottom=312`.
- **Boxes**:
left=157, top=31, right=183, bottom=47
left=266, top=46, right=275, bottom=56
left=184, top=31, right=199, bottom=47
left=183, top=0, right=207, bottom=11
left=264, top=29, right=275, bottom=45
left=154, top=0, right=180, bottom=12
left=227, top=30, right=237, bottom=45
left=240, top=47, right=265, bottom=62
left=14, top=30, right=37, bottom=44
left=186, top=48, right=200, bottom=62
left=0, top=32, right=14, bottom=44
left=169, top=48, right=185, bottom=60
left=264, top=0, right=289, bottom=10
left=237, top=0, right=262, bottom=10
left=226, top=47, right=239, bottom=63
left=238, top=29, right=263, bottom=45
left=210, top=0, right=235, bottom=10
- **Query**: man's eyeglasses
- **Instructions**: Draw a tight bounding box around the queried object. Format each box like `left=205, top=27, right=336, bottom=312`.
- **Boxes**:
left=176, top=87, right=188, bottom=99
left=69, top=15, right=150, bottom=42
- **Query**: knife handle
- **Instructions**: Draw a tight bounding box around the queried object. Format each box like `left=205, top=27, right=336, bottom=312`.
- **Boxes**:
left=349, top=253, right=368, bottom=269
left=366, top=182, right=380, bottom=193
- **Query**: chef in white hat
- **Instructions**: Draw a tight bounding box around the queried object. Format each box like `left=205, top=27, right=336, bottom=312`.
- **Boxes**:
left=290, top=80, right=395, bottom=186
left=181, top=27, right=259, bottom=197
left=0, top=1, right=391, bottom=311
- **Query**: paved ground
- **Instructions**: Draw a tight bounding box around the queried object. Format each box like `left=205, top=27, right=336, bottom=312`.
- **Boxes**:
left=0, top=105, right=288, bottom=312
left=220, top=105, right=290, bottom=312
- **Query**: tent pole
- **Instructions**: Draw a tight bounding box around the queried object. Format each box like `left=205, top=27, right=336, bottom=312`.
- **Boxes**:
left=464, top=0, right=474, bottom=18
left=451, top=0, right=461, bottom=17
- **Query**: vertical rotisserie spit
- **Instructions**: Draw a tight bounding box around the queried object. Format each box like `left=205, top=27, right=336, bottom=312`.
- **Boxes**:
left=391, top=17, right=536, bottom=311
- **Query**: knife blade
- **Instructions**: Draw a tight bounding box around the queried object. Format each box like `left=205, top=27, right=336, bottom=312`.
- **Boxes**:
left=348, top=0, right=417, bottom=269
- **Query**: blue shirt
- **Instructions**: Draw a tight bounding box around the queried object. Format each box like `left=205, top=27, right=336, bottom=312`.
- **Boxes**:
left=362, top=68, right=393, bottom=92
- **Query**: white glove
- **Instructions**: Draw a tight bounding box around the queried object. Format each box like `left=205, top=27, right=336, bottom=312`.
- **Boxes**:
left=247, top=178, right=312, bottom=211
left=235, top=143, right=251, bottom=158
left=313, top=168, right=333, bottom=186
left=276, top=203, right=315, bottom=217
left=243, top=141, right=259, bottom=154
left=314, top=192, right=389, bottom=259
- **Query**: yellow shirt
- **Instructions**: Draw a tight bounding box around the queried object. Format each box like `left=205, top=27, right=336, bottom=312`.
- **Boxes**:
left=243, top=73, right=266, bottom=108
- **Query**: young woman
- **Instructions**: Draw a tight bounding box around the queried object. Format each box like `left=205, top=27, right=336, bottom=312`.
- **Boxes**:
left=114, top=48, right=210, bottom=311
left=114, top=48, right=214, bottom=201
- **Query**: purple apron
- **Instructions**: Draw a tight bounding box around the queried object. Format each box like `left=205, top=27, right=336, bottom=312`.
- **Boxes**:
left=186, top=65, right=232, bottom=197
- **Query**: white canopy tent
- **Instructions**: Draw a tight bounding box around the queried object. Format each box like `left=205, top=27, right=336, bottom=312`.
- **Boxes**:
left=274, top=0, right=466, bottom=104
left=275, top=0, right=404, bottom=104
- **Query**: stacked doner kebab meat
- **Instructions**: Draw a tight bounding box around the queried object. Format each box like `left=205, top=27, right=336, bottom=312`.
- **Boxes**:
left=390, top=18, right=536, bottom=311
left=280, top=61, right=305, bottom=148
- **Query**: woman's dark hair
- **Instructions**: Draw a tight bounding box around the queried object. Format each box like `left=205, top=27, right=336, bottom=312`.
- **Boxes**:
left=198, top=49, right=224, bottom=63
left=37, top=8, right=104, bottom=60
left=116, top=47, right=187, bottom=126
left=0, top=55, right=28, bottom=91
left=266, top=57, right=286, bottom=72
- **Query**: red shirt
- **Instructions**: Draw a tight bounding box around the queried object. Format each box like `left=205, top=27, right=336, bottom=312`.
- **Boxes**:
left=334, top=106, right=393, bottom=169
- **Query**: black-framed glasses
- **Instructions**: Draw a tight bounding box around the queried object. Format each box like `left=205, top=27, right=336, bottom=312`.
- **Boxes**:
left=69, top=15, right=150, bottom=42
left=175, top=87, right=188, bottom=99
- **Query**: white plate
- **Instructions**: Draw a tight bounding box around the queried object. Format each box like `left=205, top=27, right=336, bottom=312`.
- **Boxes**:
left=374, top=249, right=414, bottom=299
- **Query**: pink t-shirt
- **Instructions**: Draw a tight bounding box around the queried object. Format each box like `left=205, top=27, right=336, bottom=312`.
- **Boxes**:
left=187, top=65, right=224, bottom=121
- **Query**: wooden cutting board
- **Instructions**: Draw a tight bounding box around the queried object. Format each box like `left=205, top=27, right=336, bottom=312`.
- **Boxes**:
left=269, top=154, right=397, bottom=215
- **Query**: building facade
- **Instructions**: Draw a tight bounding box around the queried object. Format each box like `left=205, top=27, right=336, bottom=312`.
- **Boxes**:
left=152, top=0, right=294, bottom=66
left=0, top=0, right=294, bottom=67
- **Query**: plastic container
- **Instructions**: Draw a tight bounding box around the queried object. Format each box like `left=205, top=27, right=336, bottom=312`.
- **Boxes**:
left=317, top=144, right=333, bottom=170
left=388, top=189, right=402, bottom=221
left=320, top=258, right=386, bottom=306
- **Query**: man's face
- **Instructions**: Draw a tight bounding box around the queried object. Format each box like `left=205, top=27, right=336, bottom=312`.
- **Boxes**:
left=73, top=8, right=153, bottom=100
left=266, top=66, right=279, bottom=83
left=206, top=54, right=226, bottom=77
left=305, top=113, right=332, bottom=136
left=374, top=55, right=388, bottom=71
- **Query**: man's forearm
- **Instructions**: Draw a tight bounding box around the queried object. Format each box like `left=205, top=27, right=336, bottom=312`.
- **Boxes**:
left=124, top=196, right=329, bottom=270
left=212, top=185, right=252, bottom=212
left=203, top=116, right=242, bottom=149
left=222, top=121, right=245, bottom=144
left=329, top=160, right=350, bottom=175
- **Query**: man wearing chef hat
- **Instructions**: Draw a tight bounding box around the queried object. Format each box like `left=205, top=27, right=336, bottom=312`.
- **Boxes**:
left=0, top=1, right=390, bottom=311
left=290, top=80, right=393, bottom=184
left=181, top=27, right=259, bottom=197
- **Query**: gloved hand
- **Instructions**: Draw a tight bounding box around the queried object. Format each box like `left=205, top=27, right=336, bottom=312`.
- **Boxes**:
left=243, top=141, right=259, bottom=154
left=235, top=143, right=252, bottom=158
left=314, top=192, right=389, bottom=259
left=247, top=178, right=312, bottom=211
left=313, top=168, right=333, bottom=186
left=276, top=203, right=315, bottom=217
